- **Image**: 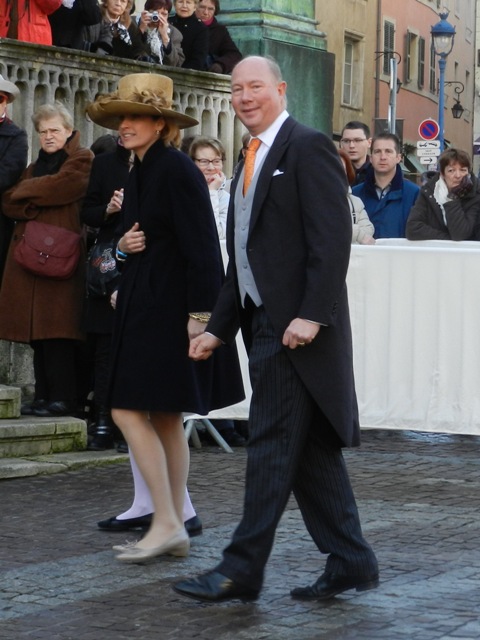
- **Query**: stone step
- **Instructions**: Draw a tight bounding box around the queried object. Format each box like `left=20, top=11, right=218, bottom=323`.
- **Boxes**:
left=0, top=415, right=87, bottom=459
left=0, top=449, right=129, bottom=479
left=0, top=384, right=21, bottom=419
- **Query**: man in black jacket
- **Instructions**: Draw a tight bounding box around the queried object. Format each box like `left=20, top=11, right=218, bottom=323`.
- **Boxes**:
left=0, top=74, right=28, bottom=285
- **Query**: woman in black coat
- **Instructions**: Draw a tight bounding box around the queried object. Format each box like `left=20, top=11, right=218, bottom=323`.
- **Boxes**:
left=80, top=136, right=130, bottom=450
left=406, top=148, right=480, bottom=241
left=169, top=0, right=208, bottom=70
left=195, top=0, right=242, bottom=74
left=87, top=72, right=243, bottom=563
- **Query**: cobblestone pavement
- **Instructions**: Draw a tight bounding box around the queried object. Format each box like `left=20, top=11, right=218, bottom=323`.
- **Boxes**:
left=2, top=429, right=480, bottom=640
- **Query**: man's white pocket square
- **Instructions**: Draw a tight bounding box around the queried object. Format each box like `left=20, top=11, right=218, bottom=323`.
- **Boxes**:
left=273, top=169, right=284, bottom=176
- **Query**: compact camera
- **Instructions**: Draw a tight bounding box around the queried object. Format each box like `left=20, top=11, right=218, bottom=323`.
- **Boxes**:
left=148, top=11, right=160, bottom=22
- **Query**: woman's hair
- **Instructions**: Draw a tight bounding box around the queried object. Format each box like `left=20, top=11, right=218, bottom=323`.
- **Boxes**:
left=188, top=136, right=226, bottom=161
left=158, top=116, right=181, bottom=148
left=32, top=102, right=74, bottom=131
left=337, top=148, right=355, bottom=186
left=145, top=0, right=172, bottom=11
left=101, top=0, right=133, bottom=27
left=439, top=148, right=471, bottom=174
left=205, top=0, right=220, bottom=15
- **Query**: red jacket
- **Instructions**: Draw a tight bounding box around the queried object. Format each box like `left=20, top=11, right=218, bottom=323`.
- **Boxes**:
left=1, top=0, right=62, bottom=45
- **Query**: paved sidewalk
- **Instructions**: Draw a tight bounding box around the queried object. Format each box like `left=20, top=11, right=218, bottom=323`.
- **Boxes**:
left=1, top=429, right=480, bottom=639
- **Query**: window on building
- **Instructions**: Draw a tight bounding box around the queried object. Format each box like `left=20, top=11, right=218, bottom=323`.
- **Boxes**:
left=343, top=40, right=353, bottom=106
left=383, top=21, right=395, bottom=75
left=418, top=37, right=425, bottom=89
left=404, top=31, right=418, bottom=84
left=342, top=37, right=364, bottom=108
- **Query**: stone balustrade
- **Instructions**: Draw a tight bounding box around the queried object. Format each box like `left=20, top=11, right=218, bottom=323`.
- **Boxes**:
left=0, top=39, right=242, bottom=175
left=0, top=39, right=242, bottom=391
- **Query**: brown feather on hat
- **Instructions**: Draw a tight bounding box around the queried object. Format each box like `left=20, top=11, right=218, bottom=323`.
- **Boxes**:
left=0, top=75, right=20, bottom=103
left=86, top=73, right=198, bottom=130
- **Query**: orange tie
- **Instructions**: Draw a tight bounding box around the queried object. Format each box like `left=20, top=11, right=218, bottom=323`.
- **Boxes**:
left=243, top=137, right=261, bottom=196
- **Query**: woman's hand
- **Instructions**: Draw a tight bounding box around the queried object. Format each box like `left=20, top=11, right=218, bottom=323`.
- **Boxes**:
left=188, top=317, right=207, bottom=340
left=207, top=171, right=225, bottom=191
left=156, top=13, right=170, bottom=45
left=105, top=188, right=124, bottom=217
left=118, top=222, right=146, bottom=255
left=138, top=10, right=150, bottom=33
left=189, top=332, right=222, bottom=360
left=110, top=290, right=118, bottom=309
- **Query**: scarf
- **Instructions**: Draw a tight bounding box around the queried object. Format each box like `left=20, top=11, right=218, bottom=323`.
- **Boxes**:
left=146, top=28, right=163, bottom=63
left=433, top=175, right=451, bottom=226
left=33, top=147, right=69, bottom=178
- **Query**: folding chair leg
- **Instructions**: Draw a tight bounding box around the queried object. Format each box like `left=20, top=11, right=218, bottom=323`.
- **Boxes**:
left=201, top=419, right=233, bottom=453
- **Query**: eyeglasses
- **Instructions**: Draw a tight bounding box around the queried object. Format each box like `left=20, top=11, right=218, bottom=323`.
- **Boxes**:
left=197, top=4, right=215, bottom=12
left=194, top=158, right=223, bottom=168
left=340, top=138, right=368, bottom=146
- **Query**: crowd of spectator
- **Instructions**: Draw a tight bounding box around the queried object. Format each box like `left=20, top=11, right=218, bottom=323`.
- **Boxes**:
left=1, top=0, right=242, bottom=74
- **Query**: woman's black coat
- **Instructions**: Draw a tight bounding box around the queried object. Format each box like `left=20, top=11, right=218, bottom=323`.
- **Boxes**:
left=0, top=118, right=28, bottom=284
left=169, top=14, right=208, bottom=70
left=108, top=139, right=244, bottom=414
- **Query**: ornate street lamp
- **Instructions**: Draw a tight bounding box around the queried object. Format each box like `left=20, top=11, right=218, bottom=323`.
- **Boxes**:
left=431, top=11, right=456, bottom=151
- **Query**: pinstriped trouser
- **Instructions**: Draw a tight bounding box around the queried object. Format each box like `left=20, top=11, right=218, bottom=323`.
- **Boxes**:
left=216, top=305, right=378, bottom=591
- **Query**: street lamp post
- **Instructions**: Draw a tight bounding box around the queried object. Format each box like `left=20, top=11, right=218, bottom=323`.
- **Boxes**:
left=431, top=11, right=456, bottom=152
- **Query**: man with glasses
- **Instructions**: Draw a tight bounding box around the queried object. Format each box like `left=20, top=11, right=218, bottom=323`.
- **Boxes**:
left=0, top=75, right=28, bottom=284
left=352, top=132, right=419, bottom=239
left=339, top=121, right=372, bottom=185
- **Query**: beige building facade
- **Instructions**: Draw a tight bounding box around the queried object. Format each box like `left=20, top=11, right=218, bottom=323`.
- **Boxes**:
left=316, top=0, right=475, bottom=175
left=315, top=0, right=377, bottom=140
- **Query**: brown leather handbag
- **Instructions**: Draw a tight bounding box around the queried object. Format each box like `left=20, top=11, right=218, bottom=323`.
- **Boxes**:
left=14, top=220, right=81, bottom=280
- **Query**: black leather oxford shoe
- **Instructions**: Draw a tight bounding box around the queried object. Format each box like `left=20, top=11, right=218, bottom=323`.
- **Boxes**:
left=291, top=571, right=379, bottom=600
left=33, top=400, right=76, bottom=417
left=173, top=570, right=259, bottom=602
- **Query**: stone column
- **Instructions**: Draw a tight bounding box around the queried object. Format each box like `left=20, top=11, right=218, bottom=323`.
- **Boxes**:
left=219, top=0, right=334, bottom=133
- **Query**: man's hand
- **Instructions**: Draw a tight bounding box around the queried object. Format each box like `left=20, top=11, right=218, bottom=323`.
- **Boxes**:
left=189, top=333, right=222, bottom=360
left=282, top=318, right=320, bottom=349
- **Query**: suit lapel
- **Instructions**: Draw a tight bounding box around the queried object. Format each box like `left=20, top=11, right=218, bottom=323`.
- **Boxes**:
left=249, top=117, right=296, bottom=232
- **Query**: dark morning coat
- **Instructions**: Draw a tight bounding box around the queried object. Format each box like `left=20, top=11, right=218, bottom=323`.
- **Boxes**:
left=0, top=132, right=93, bottom=343
left=207, top=117, right=360, bottom=447
left=107, top=139, right=244, bottom=414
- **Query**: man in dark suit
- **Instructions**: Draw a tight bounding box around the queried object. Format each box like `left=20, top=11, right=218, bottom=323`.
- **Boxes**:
left=173, top=55, right=379, bottom=602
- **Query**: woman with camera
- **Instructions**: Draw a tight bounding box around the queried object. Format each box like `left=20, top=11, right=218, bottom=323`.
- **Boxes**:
left=137, top=0, right=185, bottom=67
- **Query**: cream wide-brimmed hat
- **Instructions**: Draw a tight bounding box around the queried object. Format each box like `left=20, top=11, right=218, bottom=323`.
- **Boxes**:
left=86, top=73, right=198, bottom=130
left=0, top=74, right=20, bottom=103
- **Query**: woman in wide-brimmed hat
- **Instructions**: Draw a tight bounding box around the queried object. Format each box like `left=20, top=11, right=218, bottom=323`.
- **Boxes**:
left=86, top=73, right=244, bottom=563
